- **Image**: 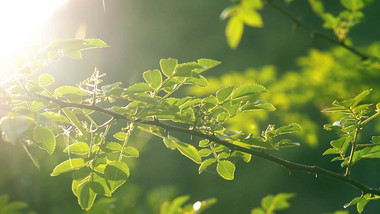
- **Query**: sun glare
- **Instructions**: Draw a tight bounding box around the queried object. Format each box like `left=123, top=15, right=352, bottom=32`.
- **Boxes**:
left=0, top=0, right=68, bottom=61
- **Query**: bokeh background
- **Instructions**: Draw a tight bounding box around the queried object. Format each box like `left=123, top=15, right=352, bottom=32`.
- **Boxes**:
left=1, top=0, right=380, bottom=213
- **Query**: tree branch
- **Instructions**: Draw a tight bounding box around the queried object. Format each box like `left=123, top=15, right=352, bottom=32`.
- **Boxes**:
left=266, top=0, right=371, bottom=61
left=28, top=94, right=380, bottom=195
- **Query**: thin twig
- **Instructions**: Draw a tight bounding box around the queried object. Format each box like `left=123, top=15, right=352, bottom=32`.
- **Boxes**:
left=266, top=0, right=370, bottom=61
left=26, top=93, right=380, bottom=195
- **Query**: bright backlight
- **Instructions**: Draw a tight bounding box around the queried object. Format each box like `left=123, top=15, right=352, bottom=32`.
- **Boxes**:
left=0, top=0, right=68, bottom=60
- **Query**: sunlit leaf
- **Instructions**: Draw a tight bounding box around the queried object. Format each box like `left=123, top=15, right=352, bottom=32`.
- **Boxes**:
left=160, top=58, right=178, bottom=77
left=216, top=86, right=234, bottom=103
left=216, top=160, right=235, bottom=180
left=232, top=84, right=267, bottom=99
left=64, top=142, right=90, bottom=155
left=77, top=181, right=97, bottom=211
left=33, top=125, right=56, bottom=155
left=0, top=116, right=33, bottom=144
left=122, top=146, right=139, bottom=157
left=174, top=141, right=202, bottom=164
left=104, top=161, right=130, bottom=193
left=38, top=74, right=55, bottom=87
left=51, top=158, right=87, bottom=176
left=125, top=83, right=152, bottom=93
left=226, top=16, right=244, bottom=49
left=199, top=158, right=216, bottom=174
left=143, top=69, right=162, bottom=89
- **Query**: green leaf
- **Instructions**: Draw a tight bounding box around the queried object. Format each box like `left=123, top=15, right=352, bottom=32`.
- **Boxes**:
left=231, top=151, right=252, bottom=163
left=352, top=89, right=372, bottom=107
left=186, top=76, right=209, bottom=87
left=197, top=58, right=221, bottom=70
left=309, top=0, right=325, bottom=15
left=0, top=116, right=33, bottom=144
left=271, top=193, right=295, bottom=210
left=166, top=195, right=191, bottom=214
left=113, top=132, right=127, bottom=141
left=199, top=158, right=216, bottom=174
left=33, top=125, right=56, bottom=155
left=38, top=74, right=55, bottom=86
left=122, top=146, right=139, bottom=157
left=77, top=181, right=97, bottom=211
left=226, top=16, right=244, bottom=49
left=274, top=123, right=302, bottom=136
left=199, top=149, right=212, bottom=157
left=54, top=86, right=87, bottom=103
left=174, top=62, right=203, bottom=77
left=240, top=7, right=263, bottom=27
left=232, top=84, right=267, bottom=99
left=216, top=86, right=234, bottom=102
left=174, top=141, right=202, bottom=164
left=341, top=0, right=366, bottom=10
left=51, top=158, right=87, bottom=176
left=143, top=69, right=162, bottom=89
left=63, top=142, right=90, bottom=155
left=251, top=208, right=265, bottom=214
left=216, top=160, right=235, bottom=180
left=101, top=142, right=122, bottom=152
left=104, top=161, right=130, bottom=193
left=199, top=139, right=210, bottom=147
left=160, top=58, right=178, bottom=77
left=125, top=83, right=152, bottom=93
left=61, top=108, right=87, bottom=135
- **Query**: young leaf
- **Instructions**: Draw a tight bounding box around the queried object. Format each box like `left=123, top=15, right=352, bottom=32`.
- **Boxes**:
left=216, top=160, right=235, bottom=180
left=143, top=69, right=162, bottom=89
left=104, top=161, right=130, bottom=193
left=226, top=16, right=244, bottom=49
left=160, top=58, right=178, bottom=77
left=33, top=125, right=56, bottom=155
left=232, top=84, right=267, bottom=99
left=63, top=142, right=90, bottom=155
left=51, top=158, right=87, bottom=176
left=174, top=141, right=202, bottom=164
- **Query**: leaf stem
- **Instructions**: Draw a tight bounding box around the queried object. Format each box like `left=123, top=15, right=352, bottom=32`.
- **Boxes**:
left=345, top=126, right=360, bottom=176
